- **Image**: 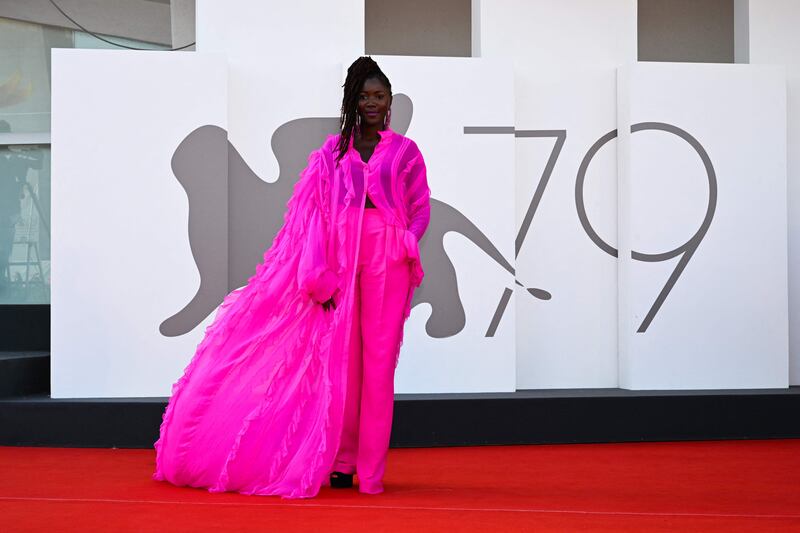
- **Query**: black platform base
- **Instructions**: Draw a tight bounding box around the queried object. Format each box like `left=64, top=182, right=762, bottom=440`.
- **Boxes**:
left=0, top=352, right=49, bottom=398
left=2, top=387, right=799, bottom=448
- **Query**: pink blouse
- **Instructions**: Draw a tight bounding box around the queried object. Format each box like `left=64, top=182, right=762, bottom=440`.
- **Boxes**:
left=297, top=126, right=431, bottom=311
left=335, top=127, right=431, bottom=242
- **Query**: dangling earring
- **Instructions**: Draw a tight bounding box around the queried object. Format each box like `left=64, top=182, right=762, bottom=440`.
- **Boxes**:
left=356, top=111, right=361, bottom=130
left=385, top=107, right=391, bottom=128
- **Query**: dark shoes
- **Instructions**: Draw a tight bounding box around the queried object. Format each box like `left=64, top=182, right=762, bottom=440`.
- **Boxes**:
left=330, top=471, right=353, bottom=488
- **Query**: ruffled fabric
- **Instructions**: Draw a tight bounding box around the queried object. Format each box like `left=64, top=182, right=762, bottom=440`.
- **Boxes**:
left=402, top=229, right=424, bottom=288
left=400, top=228, right=424, bottom=321
left=152, top=128, right=430, bottom=499
left=153, top=145, right=355, bottom=499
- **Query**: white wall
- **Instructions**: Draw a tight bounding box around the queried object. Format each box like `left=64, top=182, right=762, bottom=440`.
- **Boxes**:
left=475, top=0, right=637, bottom=68
left=196, top=0, right=364, bottom=181
left=476, top=0, right=637, bottom=388
left=747, top=0, right=800, bottom=385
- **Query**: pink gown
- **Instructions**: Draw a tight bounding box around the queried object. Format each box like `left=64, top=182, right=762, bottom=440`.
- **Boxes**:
left=152, top=126, right=430, bottom=498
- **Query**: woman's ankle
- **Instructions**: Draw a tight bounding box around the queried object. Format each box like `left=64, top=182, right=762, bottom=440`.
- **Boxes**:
left=357, top=480, right=384, bottom=494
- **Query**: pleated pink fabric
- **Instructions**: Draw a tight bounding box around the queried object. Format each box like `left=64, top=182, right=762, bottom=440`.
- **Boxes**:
left=152, top=126, right=430, bottom=499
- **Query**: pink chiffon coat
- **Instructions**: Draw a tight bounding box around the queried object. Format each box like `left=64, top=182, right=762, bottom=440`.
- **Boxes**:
left=152, top=127, right=430, bottom=498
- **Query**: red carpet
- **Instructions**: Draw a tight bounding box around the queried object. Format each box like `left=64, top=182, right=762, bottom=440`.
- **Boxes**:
left=1, top=439, right=799, bottom=532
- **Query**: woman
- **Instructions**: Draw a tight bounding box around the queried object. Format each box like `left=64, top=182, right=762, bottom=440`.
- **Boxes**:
left=152, top=56, right=430, bottom=498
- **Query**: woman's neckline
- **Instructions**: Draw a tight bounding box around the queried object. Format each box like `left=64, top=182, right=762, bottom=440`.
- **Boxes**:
left=350, top=126, right=394, bottom=165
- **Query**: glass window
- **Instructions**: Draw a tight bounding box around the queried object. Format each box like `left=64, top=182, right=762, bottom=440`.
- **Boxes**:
left=0, top=18, right=69, bottom=134
left=0, top=144, right=50, bottom=304
left=73, top=30, right=170, bottom=51
left=0, top=17, right=168, bottom=304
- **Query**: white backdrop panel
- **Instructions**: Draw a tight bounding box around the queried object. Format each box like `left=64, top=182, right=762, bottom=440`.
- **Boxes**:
left=51, top=49, right=227, bottom=397
left=617, top=62, right=788, bottom=389
left=513, top=68, right=619, bottom=389
left=367, top=56, right=517, bottom=393
left=477, top=0, right=637, bottom=388
left=747, top=0, right=800, bottom=384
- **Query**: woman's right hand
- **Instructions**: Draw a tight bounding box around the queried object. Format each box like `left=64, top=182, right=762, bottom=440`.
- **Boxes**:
left=321, top=297, right=337, bottom=312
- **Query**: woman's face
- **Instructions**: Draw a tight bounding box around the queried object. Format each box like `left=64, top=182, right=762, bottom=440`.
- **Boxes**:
left=358, top=77, right=391, bottom=129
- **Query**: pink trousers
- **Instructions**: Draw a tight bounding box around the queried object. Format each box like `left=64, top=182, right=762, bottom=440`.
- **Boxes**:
left=332, top=208, right=412, bottom=494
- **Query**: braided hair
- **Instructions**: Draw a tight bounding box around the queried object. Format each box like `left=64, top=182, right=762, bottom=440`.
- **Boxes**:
left=335, top=56, right=392, bottom=164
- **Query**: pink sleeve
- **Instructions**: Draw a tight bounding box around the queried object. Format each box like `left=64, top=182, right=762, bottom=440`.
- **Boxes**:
left=296, top=149, right=339, bottom=303
left=403, top=149, right=431, bottom=242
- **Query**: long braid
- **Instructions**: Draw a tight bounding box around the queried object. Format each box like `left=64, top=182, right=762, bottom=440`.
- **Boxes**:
left=336, top=56, right=392, bottom=165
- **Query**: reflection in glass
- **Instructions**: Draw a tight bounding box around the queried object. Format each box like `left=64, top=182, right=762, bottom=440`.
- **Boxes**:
left=0, top=16, right=167, bottom=304
left=0, top=142, right=50, bottom=304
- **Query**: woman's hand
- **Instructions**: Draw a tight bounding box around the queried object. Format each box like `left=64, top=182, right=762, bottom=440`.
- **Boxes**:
left=321, top=297, right=337, bottom=312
